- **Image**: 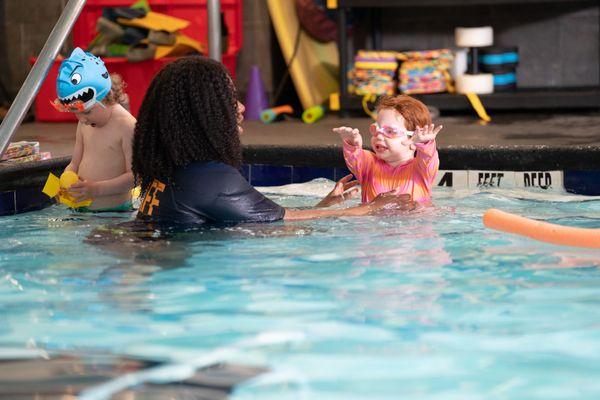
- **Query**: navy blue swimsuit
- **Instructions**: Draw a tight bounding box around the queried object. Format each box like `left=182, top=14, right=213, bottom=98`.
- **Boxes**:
left=137, top=162, right=285, bottom=225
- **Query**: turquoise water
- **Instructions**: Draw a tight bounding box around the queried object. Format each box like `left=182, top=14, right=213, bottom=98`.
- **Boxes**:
left=1, top=181, right=599, bottom=399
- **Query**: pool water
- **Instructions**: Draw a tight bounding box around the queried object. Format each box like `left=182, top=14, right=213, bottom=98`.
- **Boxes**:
left=1, top=180, right=599, bottom=399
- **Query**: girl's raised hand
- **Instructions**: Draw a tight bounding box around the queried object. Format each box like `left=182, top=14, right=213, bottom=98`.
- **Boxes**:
left=333, top=126, right=362, bottom=147
left=402, top=124, right=443, bottom=149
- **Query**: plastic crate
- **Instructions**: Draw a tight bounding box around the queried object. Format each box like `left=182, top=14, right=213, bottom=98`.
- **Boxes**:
left=72, top=0, right=242, bottom=56
left=34, top=0, right=242, bottom=121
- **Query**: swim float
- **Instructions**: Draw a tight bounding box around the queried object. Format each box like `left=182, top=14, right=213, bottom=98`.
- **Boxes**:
left=483, top=208, right=600, bottom=249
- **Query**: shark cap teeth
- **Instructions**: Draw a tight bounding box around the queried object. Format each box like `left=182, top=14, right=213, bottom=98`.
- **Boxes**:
left=56, top=47, right=111, bottom=107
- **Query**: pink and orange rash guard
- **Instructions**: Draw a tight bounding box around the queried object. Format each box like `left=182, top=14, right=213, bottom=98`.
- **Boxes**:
left=343, top=140, right=439, bottom=204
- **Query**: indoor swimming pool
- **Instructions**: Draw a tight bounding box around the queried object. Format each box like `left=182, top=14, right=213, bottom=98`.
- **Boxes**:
left=1, top=181, right=599, bottom=399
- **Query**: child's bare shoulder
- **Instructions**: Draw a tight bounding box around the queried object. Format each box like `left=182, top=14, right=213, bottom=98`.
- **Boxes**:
left=111, top=105, right=136, bottom=136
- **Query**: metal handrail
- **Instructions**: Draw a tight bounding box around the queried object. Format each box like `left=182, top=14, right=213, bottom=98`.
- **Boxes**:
left=1, top=0, right=223, bottom=160
left=0, top=0, right=86, bottom=160
left=207, top=0, right=222, bottom=62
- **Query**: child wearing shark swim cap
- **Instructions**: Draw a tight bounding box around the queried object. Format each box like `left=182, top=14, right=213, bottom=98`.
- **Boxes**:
left=53, top=47, right=136, bottom=212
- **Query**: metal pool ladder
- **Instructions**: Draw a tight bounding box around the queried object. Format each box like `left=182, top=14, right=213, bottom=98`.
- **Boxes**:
left=0, top=0, right=222, bottom=160
left=0, top=0, right=86, bottom=159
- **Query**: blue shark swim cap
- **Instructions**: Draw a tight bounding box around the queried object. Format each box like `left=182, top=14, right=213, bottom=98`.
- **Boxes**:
left=55, top=47, right=111, bottom=111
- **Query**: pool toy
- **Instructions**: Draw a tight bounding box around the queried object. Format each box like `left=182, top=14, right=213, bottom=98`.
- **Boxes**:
left=42, top=171, right=93, bottom=209
left=152, top=33, right=204, bottom=60
left=1, top=141, right=39, bottom=161
left=302, top=105, right=325, bottom=124
left=59, top=170, right=79, bottom=189
left=132, top=186, right=142, bottom=200
left=454, top=26, right=494, bottom=94
left=398, top=49, right=454, bottom=95
left=244, top=65, right=269, bottom=121
left=260, top=105, right=294, bottom=124
left=479, top=47, right=519, bottom=72
left=483, top=208, right=600, bottom=249
left=454, top=26, right=494, bottom=123
left=53, top=47, right=111, bottom=113
left=353, top=50, right=397, bottom=96
left=116, top=11, right=189, bottom=33
left=267, top=0, right=339, bottom=110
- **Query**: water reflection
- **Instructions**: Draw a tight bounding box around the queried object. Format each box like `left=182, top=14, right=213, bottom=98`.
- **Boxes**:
left=85, top=220, right=316, bottom=311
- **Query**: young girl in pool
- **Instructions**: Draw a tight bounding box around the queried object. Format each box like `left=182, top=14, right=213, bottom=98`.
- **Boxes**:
left=334, top=95, right=442, bottom=204
left=132, top=56, right=415, bottom=225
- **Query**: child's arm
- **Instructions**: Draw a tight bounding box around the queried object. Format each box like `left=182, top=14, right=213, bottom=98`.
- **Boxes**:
left=334, top=126, right=363, bottom=148
left=402, top=124, right=442, bottom=187
left=64, top=123, right=84, bottom=173
left=70, top=129, right=134, bottom=200
left=333, top=126, right=368, bottom=180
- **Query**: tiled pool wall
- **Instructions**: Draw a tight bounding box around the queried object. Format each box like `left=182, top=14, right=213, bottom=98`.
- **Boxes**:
left=2, top=163, right=599, bottom=216
left=242, top=165, right=600, bottom=195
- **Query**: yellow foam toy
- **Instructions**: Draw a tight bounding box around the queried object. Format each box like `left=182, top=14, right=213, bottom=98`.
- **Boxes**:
left=42, top=172, right=93, bottom=209
left=154, top=33, right=204, bottom=59
left=117, top=11, right=189, bottom=33
left=132, top=186, right=141, bottom=200
left=59, top=170, right=78, bottom=189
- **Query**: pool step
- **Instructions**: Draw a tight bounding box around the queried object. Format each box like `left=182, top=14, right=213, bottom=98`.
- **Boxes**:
left=0, top=348, right=266, bottom=399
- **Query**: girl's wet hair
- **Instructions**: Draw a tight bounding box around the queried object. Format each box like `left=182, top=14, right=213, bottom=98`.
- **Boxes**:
left=376, top=95, right=432, bottom=131
left=132, top=56, right=242, bottom=191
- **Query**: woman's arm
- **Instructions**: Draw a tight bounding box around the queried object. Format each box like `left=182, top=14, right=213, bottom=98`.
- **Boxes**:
left=284, top=192, right=415, bottom=221
left=284, top=206, right=367, bottom=220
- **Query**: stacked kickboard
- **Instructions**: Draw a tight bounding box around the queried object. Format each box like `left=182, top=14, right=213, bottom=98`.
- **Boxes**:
left=1, top=141, right=51, bottom=164
left=353, top=51, right=398, bottom=96
left=398, top=49, right=453, bottom=95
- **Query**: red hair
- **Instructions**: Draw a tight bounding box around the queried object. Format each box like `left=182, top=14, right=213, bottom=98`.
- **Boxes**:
left=376, top=95, right=431, bottom=131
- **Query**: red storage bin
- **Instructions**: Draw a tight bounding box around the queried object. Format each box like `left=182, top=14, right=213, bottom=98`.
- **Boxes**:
left=34, top=0, right=242, bottom=122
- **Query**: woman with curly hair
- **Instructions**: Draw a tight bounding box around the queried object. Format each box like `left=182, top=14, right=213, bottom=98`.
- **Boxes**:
left=132, top=56, right=414, bottom=225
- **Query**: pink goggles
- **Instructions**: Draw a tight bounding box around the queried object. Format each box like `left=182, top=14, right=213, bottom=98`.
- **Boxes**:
left=369, top=123, right=414, bottom=139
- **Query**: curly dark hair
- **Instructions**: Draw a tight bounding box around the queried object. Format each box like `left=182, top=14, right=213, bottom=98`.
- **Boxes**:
left=132, top=56, right=242, bottom=191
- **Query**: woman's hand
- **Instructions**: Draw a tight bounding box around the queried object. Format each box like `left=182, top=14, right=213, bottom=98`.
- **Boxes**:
left=367, top=191, right=416, bottom=213
left=402, top=124, right=443, bottom=150
left=68, top=178, right=98, bottom=201
left=284, top=190, right=416, bottom=221
left=316, top=174, right=360, bottom=208
left=333, top=126, right=362, bottom=147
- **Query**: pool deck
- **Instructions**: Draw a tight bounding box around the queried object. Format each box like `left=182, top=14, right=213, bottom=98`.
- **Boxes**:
left=9, top=112, right=600, bottom=157
left=6, top=112, right=600, bottom=172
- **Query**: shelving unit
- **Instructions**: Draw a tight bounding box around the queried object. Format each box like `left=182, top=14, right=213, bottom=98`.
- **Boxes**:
left=331, top=0, right=600, bottom=115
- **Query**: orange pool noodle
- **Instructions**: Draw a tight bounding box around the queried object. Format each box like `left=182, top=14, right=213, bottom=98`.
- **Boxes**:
left=483, top=208, right=600, bottom=249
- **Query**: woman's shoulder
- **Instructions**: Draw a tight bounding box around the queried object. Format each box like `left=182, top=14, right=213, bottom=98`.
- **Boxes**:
left=174, top=161, right=243, bottom=184
left=183, top=161, right=239, bottom=174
